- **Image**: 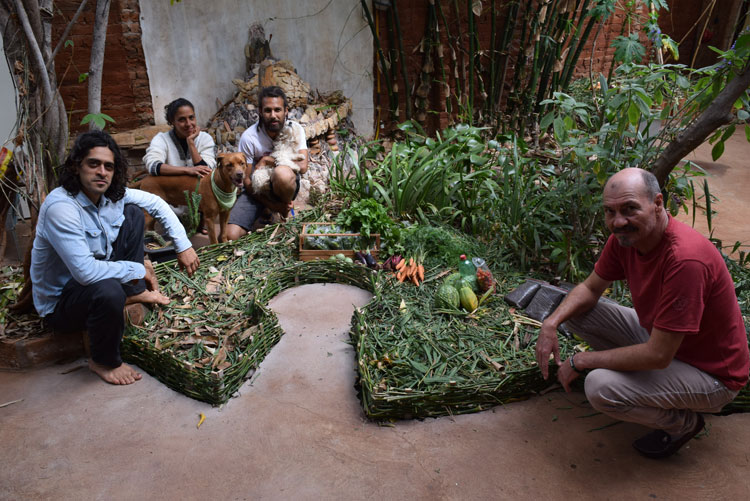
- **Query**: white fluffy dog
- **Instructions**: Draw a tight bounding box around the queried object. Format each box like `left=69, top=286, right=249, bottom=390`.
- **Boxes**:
left=251, top=124, right=304, bottom=200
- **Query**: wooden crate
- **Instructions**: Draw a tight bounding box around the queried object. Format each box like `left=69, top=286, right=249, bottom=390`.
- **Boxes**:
left=298, top=222, right=380, bottom=262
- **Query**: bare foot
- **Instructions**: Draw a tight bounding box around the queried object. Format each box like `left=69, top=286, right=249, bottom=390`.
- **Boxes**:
left=88, top=360, right=142, bottom=385
left=126, top=289, right=170, bottom=306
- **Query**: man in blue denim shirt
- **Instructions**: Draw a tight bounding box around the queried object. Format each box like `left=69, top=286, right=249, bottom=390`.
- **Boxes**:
left=31, top=131, right=200, bottom=385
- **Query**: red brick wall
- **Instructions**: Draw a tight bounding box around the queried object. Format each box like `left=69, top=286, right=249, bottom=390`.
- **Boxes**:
left=53, top=0, right=153, bottom=133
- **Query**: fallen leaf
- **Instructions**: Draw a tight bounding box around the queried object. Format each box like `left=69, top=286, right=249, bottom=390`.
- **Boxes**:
left=212, top=346, right=228, bottom=368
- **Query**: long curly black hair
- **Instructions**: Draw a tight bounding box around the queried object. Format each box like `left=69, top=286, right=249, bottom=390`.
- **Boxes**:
left=58, top=130, right=129, bottom=202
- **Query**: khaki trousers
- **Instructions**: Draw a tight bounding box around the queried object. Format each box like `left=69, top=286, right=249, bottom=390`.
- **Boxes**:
left=564, top=301, right=738, bottom=436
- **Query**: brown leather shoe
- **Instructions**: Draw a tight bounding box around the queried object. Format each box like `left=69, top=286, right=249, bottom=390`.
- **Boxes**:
left=124, top=303, right=147, bottom=326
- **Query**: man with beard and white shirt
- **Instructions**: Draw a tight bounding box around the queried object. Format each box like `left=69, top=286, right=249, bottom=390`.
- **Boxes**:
left=226, top=86, right=308, bottom=240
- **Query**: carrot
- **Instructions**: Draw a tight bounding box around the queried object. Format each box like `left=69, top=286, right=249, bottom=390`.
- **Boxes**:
left=396, top=258, right=406, bottom=271
left=412, top=274, right=420, bottom=286
left=409, top=257, right=414, bottom=268
left=397, top=270, right=406, bottom=283
left=417, top=264, right=424, bottom=282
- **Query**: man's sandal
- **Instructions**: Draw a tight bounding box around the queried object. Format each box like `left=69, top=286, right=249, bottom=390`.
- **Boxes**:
left=632, top=414, right=705, bottom=459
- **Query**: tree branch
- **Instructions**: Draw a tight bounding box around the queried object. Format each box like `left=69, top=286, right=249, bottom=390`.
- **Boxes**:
left=87, top=0, right=110, bottom=128
left=652, top=63, right=750, bottom=186
left=49, top=0, right=89, bottom=64
left=12, top=0, right=53, bottom=110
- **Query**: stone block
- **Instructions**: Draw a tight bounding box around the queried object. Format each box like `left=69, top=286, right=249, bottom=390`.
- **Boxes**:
left=0, top=331, right=85, bottom=370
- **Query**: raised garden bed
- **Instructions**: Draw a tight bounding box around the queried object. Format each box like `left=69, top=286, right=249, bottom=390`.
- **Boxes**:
left=122, top=217, right=580, bottom=415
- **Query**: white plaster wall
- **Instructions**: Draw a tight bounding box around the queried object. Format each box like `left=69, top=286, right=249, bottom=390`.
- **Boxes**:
left=0, top=36, right=17, bottom=148
left=139, top=0, right=374, bottom=137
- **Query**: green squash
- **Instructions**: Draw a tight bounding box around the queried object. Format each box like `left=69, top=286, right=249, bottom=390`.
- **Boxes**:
left=435, top=284, right=460, bottom=309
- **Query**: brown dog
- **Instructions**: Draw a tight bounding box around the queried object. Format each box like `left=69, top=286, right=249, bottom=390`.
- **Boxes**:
left=130, top=153, right=246, bottom=244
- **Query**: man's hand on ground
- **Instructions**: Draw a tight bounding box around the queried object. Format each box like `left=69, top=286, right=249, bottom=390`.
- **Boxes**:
left=557, top=357, right=580, bottom=392
left=177, top=247, right=200, bottom=276
left=143, top=259, right=159, bottom=292
left=535, top=322, right=561, bottom=380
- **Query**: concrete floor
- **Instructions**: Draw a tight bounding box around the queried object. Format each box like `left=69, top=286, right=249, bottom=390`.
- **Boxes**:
left=2, top=131, right=750, bottom=499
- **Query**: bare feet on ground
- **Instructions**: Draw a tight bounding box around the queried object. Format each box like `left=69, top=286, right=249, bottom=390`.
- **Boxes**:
left=126, top=289, right=170, bottom=306
left=88, top=360, right=142, bottom=385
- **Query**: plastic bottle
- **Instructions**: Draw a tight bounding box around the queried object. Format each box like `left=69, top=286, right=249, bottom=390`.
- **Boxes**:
left=459, top=254, right=478, bottom=291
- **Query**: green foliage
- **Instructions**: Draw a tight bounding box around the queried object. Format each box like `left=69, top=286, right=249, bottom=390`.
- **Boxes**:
left=613, top=33, right=646, bottom=64
left=335, top=198, right=399, bottom=252
left=400, top=224, right=482, bottom=269
left=80, top=112, right=114, bottom=129
left=329, top=121, right=501, bottom=235
left=182, top=184, right=202, bottom=238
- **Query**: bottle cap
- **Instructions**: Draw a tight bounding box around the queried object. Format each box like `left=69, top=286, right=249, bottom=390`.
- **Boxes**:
left=460, top=254, right=466, bottom=260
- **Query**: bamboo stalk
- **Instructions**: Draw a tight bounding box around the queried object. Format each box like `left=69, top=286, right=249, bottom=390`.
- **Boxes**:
left=391, top=0, right=412, bottom=120
left=467, top=0, right=476, bottom=123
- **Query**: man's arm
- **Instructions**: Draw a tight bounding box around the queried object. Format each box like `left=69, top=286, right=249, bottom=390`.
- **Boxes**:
left=43, top=202, right=145, bottom=285
left=557, top=327, right=684, bottom=392
left=535, top=271, right=611, bottom=380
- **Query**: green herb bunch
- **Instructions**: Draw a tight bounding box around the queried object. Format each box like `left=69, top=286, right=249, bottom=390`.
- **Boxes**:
left=336, top=198, right=401, bottom=253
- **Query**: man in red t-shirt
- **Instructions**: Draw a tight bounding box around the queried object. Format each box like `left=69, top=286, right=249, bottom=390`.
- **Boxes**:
left=535, top=168, right=749, bottom=459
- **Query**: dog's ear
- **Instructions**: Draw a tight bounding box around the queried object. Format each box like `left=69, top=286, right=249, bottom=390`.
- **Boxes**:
left=217, top=153, right=226, bottom=165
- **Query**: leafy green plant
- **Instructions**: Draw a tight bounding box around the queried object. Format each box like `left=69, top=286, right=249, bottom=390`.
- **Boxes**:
left=336, top=198, right=399, bottom=252
left=399, top=223, right=482, bottom=269
left=330, top=121, right=502, bottom=235
left=80, top=112, right=114, bottom=130
left=182, top=184, right=202, bottom=238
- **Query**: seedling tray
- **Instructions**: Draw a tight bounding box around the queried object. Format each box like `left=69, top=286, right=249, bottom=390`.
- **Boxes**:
left=298, top=222, right=380, bottom=262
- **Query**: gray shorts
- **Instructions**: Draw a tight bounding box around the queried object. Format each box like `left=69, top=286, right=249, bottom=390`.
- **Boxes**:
left=228, top=189, right=263, bottom=231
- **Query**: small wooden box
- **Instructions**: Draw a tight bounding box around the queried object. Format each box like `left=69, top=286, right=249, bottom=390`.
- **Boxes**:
left=298, top=222, right=380, bottom=262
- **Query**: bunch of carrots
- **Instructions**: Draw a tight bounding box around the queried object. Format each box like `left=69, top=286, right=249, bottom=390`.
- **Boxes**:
left=395, top=256, right=424, bottom=286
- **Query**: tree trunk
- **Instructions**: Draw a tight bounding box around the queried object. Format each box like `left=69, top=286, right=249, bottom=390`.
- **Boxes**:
left=88, top=0, right=110, bottom=129
left=652, top=63, right=750, bottom=187
left=0, top=0, right=77, bottom=311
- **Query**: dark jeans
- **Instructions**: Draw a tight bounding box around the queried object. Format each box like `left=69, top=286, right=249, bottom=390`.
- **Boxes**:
left=47, top=204, right=146, bottom=367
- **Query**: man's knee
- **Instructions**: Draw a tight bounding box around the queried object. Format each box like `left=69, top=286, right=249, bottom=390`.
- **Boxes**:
left=90, top=279, right=127, bottom=312
left=584, top=369, right=626, bottom=413
left=124, top=203, right=145, bottom=231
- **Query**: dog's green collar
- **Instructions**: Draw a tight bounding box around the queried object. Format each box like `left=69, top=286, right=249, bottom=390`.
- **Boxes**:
left=210, top=169, right=238, bottom=210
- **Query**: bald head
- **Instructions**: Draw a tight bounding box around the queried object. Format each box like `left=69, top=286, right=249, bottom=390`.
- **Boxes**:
left=604, top=168, right=660, bottom=201
left=271, top=164, right=297, bottom=203
left=603, top=168, right=667, bottom=253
